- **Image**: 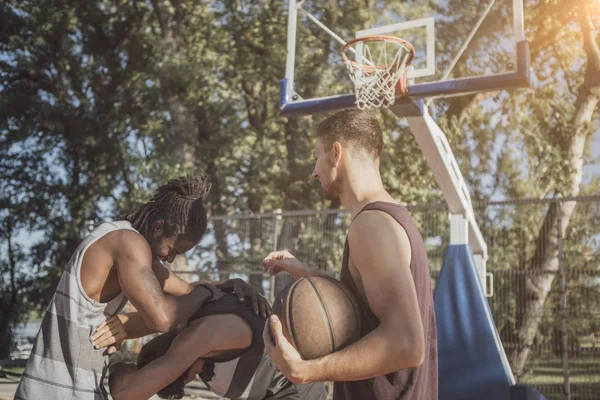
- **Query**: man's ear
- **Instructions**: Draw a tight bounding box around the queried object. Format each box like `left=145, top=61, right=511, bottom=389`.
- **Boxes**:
left=153, top=219, right=165, bottom=238
left=332, top=141, right=343, bottom=167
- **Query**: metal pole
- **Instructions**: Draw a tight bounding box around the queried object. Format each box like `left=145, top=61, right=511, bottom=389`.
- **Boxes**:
left=269, top=209, right=282, bottom=303
left=298, top=7, right=374, bottom=66
left=285, top=0, right=298, bottom=97
left=513, top=0, right=525, bottom=42
left=557, top=203, right=571, bottom=400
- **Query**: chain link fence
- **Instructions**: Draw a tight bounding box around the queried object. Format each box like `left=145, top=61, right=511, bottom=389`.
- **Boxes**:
left=168, top=196, right=600, bottom=400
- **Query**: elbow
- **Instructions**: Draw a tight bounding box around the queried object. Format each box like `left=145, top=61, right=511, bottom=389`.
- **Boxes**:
left=406, top=342, right=425, bottom=368
left=112, top=390, right=126, bottom=400
left=147, top=314, right=175, bottom=333
left=393, top=337, right=425, bottom=370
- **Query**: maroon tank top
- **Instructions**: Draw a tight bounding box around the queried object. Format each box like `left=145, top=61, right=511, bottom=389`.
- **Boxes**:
left=334, top=202, right=438, bottom=400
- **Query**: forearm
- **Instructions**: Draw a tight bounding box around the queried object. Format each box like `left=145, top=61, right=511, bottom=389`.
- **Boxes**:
left=113, top=353, right=195, bottom=400
left=152, top=261, right=193, bottom=296
left=305, top=326, right=419, bottom=382
left=114, top=325, right=216, bottom=400
left=120, top=312, right=156, bottom=339
left=143, top=285, right=213, bottom=332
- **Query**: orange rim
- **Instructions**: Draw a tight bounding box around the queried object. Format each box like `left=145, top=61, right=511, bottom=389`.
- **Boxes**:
left=341, top=35, right=415, bottom=73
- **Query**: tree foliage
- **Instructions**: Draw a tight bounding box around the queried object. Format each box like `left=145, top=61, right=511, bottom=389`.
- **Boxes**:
left=1, top=0, right=598, bottom=378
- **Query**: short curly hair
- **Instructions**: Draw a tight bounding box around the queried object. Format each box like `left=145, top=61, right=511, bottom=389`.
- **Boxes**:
left=316, top=109, right=383, bottom=159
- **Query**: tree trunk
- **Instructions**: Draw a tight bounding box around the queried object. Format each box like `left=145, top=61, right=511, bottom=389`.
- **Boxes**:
left=509, top=5, right=599, bottom=376
left=0, top=213, right=18, bottom=359
left=248, top=217, right=265, bottom=294
left=152, top=0, right=200, bottom=278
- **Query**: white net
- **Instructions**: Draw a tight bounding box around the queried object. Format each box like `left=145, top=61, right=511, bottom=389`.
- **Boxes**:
left=343, top=37, right=414, bottom=110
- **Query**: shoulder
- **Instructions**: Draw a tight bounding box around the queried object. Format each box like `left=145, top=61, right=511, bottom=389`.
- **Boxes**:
left=348, top=209, right=409, bottom=245
left=104, top=228, right=151, bottom=262
left=348, top=209, right=411, bottom=271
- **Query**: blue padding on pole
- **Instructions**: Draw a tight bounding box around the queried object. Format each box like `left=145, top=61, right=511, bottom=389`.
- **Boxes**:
left=510, top=384, right=548, bottom=400
left=434, top=244, right=514, bottom=400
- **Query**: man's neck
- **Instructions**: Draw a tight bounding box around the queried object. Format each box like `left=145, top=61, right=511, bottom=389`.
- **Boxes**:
left=339, top=172, right=395, bottom=217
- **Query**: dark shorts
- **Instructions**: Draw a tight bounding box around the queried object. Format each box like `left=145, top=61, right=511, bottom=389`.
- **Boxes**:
left=263, top=382, right=328, bottom=400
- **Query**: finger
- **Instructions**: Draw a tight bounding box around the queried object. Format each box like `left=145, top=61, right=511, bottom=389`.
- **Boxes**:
left=262, top=320, right=275, bottom=350
left=93, top=326, right=120, bottom=347
left=234, top=282, right=245, bottom=302
left=92, top=320, right=113, bottom=340
left=261, top=252, right=282, bottom=266
left=262, top=258, right=277, bottom=268
left=263, top=259, right=286, bottom=273
left=269, top=315, right=284, bottom=347
left=95, top=336, right=117, bottom=349
left=96, top=331, right=125, bottom=349
left=94, top=331, right=114, bottom=348
left=250, top=290, right=259, bottom=315
left=106, top=340, right=122, bottom=355
left=92, top=318, right=120, bottom=341
left=95, top=320, right=108, bottom=333
left=258, top=296, right=270, bottom=318
left=263, top=299, right=272, bottom=318
left=92, top=323, right=118, bottom=343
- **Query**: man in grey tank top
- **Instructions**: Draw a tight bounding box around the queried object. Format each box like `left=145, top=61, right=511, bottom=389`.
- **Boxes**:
left=260, top=110, right=438, bottom=400
left=15, top=175, right=268, bottom=400
left=107, top=293, right=326, bottom=400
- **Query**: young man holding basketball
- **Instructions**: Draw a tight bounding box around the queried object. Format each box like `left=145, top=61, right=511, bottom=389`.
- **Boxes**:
left=262, top=110, right=438, bottom=399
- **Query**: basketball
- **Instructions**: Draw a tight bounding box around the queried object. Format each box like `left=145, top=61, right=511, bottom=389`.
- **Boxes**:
left=271, top=276, right=361, bottom=360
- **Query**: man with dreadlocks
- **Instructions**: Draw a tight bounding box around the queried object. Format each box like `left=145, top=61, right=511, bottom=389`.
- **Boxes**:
left=15, top=175, right=269, bottom=400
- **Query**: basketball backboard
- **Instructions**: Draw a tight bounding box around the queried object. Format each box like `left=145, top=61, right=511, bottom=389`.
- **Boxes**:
left=280, top=0, right=530, bottom=116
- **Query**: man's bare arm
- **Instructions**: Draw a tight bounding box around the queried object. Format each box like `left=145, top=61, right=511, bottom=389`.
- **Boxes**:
left=116, top=231, right=218, bottom=332
left=261, top=250, right=328, bottom=280
left=152, top=260, right=194, bottom=296
left=117, top=312, right=154, bottom=339
left=302, top=211, right=425, bottom=382
left=111, top=315, right=252, bottom=400
left=154, top=261, right=270, bottom=316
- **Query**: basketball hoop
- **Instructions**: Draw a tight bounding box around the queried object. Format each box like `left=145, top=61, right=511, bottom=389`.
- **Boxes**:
left=341, top=35, right=415, bottom=110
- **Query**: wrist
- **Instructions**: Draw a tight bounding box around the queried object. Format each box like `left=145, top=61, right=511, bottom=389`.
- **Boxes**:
left=194, top=284, right=218, bottom=301
left=296, top=358, right=318, bottom=384
left=303, top=357, right=325, bottom=382
left=182, top=282, right=194, bottom=295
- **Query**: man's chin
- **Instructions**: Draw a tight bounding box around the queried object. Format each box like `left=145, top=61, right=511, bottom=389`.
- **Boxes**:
left=322, top=190, right=338, bottom=201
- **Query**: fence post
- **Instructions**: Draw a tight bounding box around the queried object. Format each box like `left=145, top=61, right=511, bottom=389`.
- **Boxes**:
left=270, top=209, right=282, bottom=303
left=557, top=203, right=571, bottom=400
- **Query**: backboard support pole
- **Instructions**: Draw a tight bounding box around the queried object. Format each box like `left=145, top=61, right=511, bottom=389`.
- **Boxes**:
left=394, top=100, right=490, bottom=294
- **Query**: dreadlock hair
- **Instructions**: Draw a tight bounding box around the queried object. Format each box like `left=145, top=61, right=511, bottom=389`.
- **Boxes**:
left=120, top=175, right=211, bottom=242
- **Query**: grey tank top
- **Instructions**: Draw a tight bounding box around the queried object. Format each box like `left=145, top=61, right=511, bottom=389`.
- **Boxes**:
left=15, top=221, right=137, bottom=400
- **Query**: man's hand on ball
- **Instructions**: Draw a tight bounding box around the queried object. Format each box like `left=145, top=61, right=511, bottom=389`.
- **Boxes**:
left=263, top=315, right=311, bottom=385
left=261, top=250, right=311, bottom=280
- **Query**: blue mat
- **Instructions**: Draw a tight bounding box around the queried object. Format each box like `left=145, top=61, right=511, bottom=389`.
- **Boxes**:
left=434, top=244, right=515, bottom=400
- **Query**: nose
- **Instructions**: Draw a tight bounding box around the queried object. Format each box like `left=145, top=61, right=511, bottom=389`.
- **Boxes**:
left=311, top=169, right=319, bottom=180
